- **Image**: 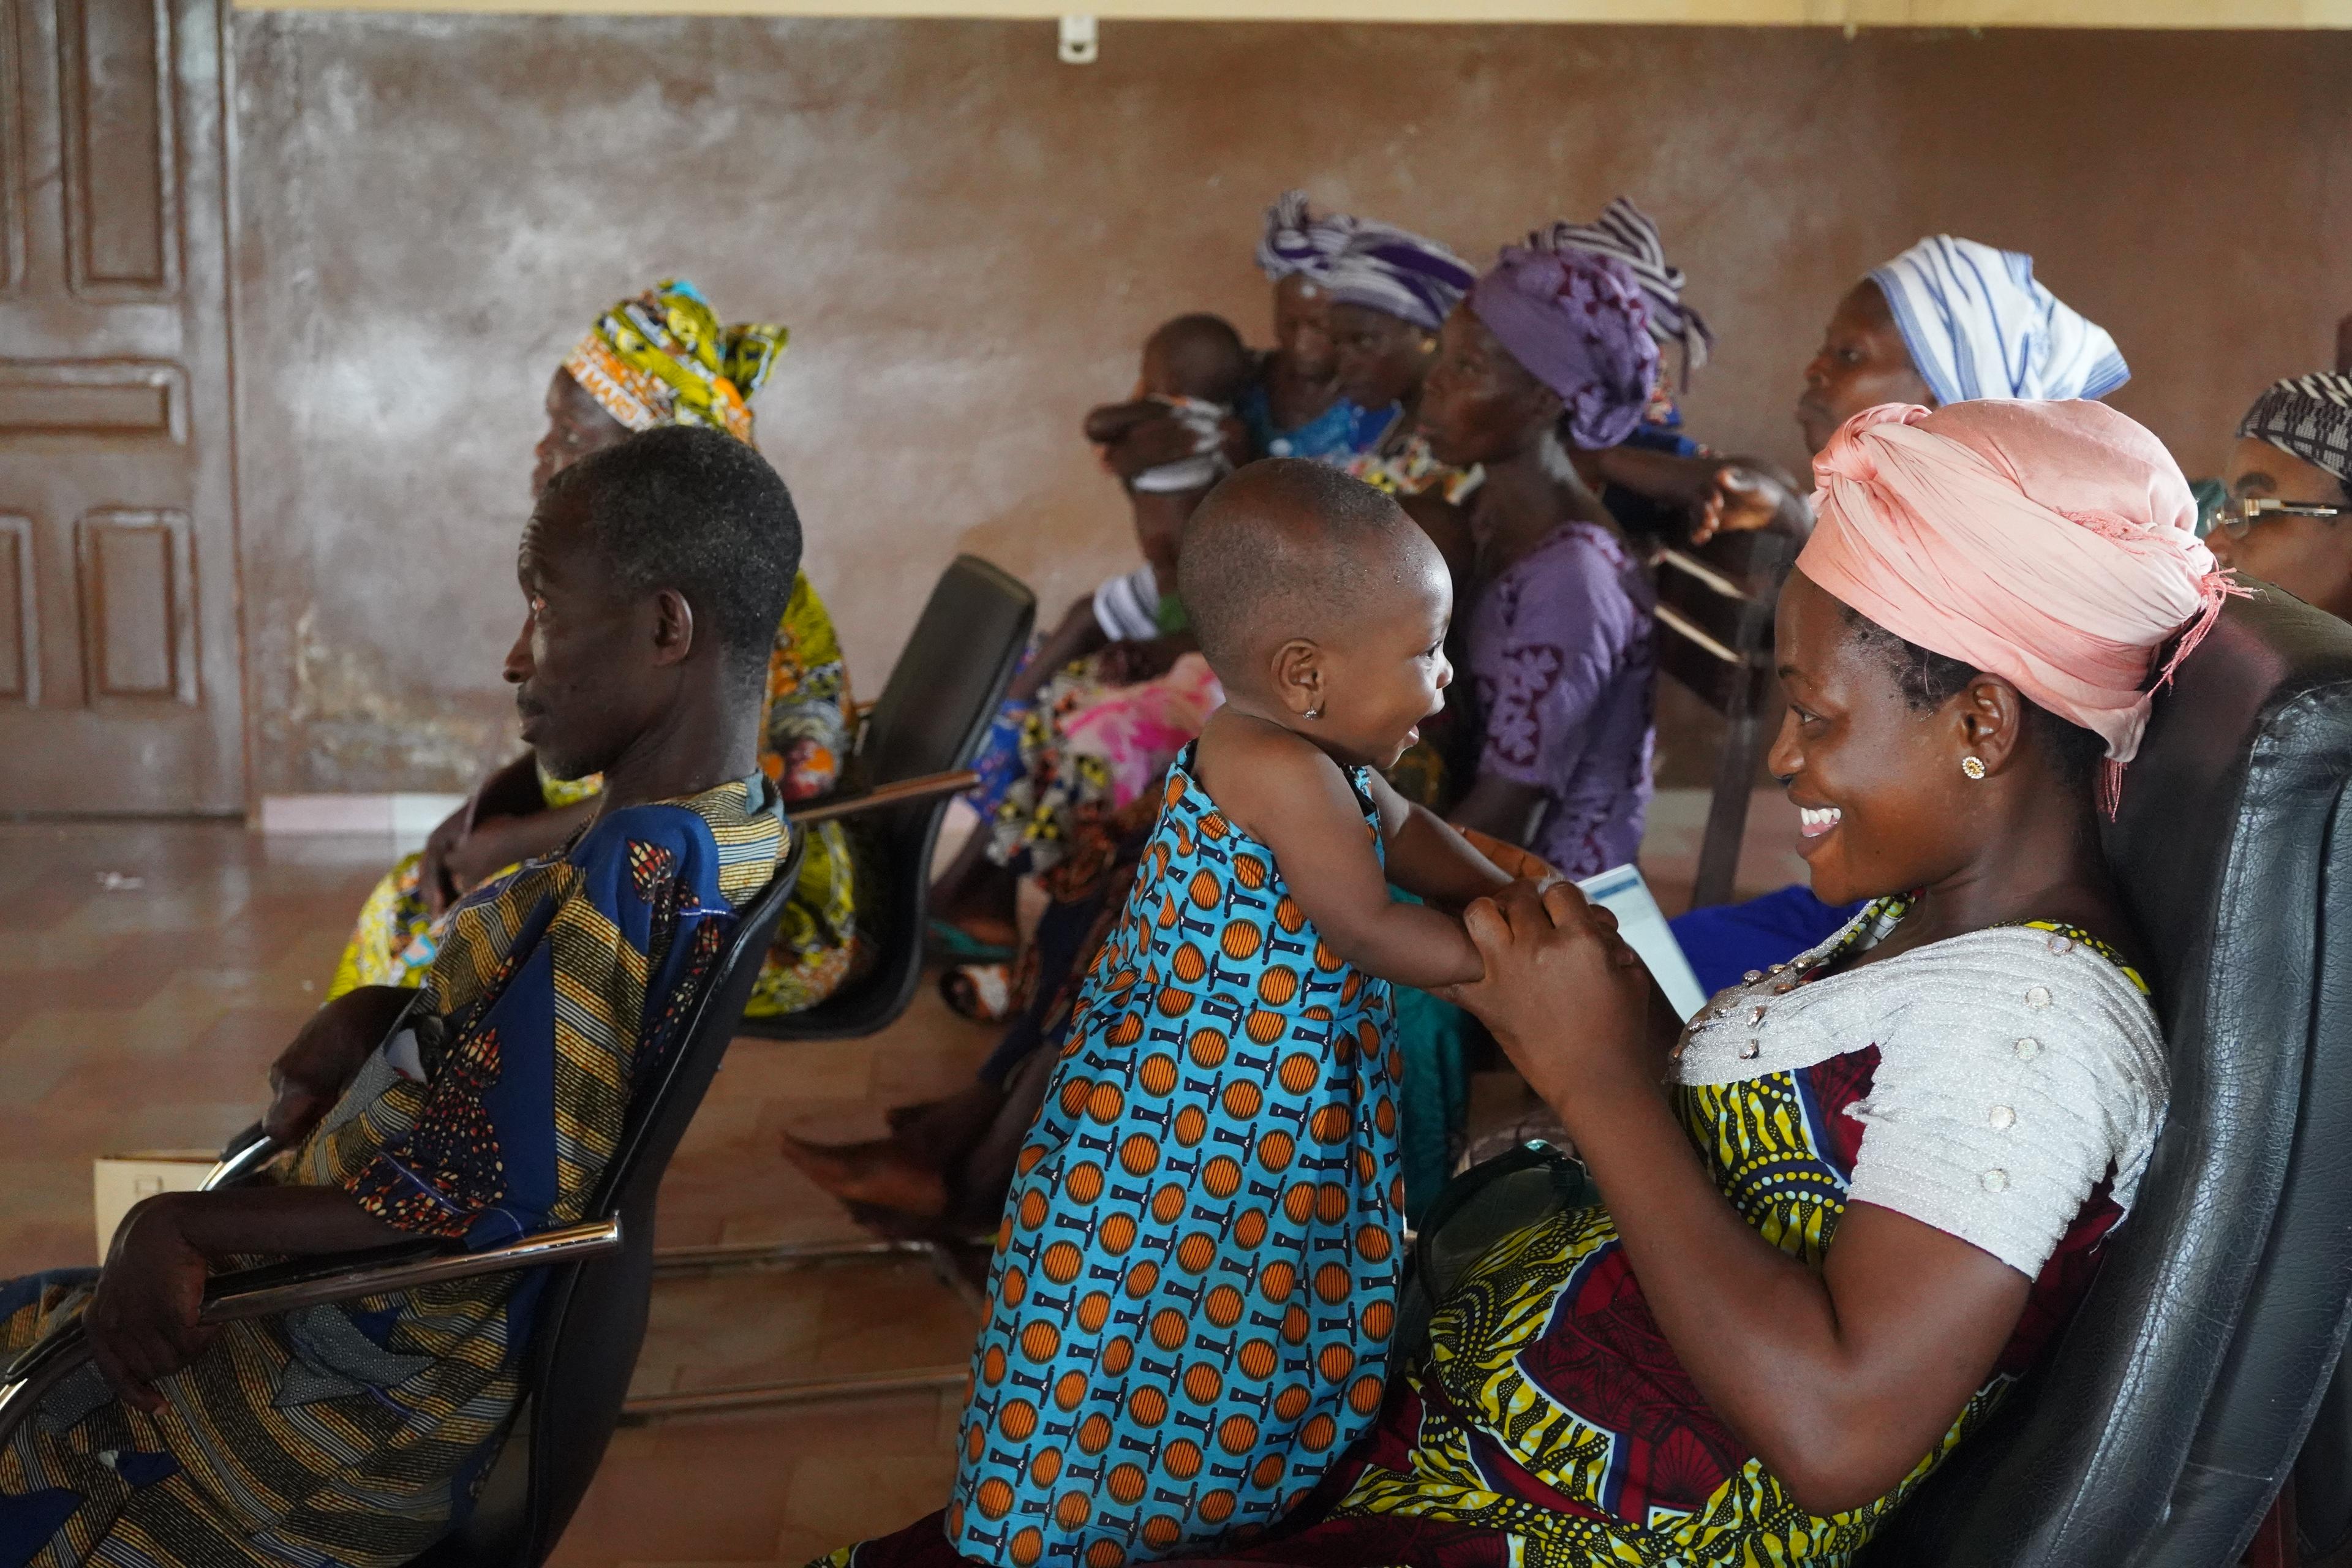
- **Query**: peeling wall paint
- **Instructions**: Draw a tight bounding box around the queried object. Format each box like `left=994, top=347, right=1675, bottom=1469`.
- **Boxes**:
left=228, top=17, right=2352, bottom=793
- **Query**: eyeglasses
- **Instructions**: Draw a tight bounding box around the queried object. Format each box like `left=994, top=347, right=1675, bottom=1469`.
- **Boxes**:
left=2212, top=496, right=2348, bottom=539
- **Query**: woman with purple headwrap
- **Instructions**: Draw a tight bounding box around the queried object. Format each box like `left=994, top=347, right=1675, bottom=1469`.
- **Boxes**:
left=1421, top=244, right=1665, bottom=880
left=1517, top=198, right=1818, bottom=554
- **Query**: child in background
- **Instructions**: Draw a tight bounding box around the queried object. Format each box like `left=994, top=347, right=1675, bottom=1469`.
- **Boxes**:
left=1084, top=311, right=1258, bottom=636
left=928, top=314, right=1255, bottom=968
left=945, top=461, right=1521, bottom=1565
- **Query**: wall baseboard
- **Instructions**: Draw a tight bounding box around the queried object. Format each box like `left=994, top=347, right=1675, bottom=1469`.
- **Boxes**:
left=258, top=793, right=467, bottom=840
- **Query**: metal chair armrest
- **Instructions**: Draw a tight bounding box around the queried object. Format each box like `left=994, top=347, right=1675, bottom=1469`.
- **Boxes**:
left=202, top=1125, right=281, bottom=1190
left=789, top=769, right=978, bottom=825
left=0, top=1219, right=621, bottom=1447
left=197, top=1220, right=620, bottom=1323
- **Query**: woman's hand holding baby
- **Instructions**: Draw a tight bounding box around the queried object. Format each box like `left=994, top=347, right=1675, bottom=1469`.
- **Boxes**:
left=1447, top=880, right=1679, bottom=1122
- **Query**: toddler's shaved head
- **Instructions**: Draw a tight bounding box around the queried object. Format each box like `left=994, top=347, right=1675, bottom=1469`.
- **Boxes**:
left=1145, top=314, right=1254, bottom=407
left=1179, top=460, right=1439, bottom=685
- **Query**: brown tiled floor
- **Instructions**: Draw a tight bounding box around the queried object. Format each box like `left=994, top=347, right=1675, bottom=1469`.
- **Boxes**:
left=0, top=791, right=1798, bottom=1566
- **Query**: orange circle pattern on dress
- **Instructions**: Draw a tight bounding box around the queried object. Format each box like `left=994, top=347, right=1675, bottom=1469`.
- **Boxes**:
left=946, top=756, right=1401, bottom=1566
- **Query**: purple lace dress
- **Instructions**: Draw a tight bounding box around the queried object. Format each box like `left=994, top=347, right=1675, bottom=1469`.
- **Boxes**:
left=1466, top=521, right=1656, bottom=879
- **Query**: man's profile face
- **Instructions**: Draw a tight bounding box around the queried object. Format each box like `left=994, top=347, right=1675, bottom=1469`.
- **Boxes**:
left=505, top=488, right=655, bottom=782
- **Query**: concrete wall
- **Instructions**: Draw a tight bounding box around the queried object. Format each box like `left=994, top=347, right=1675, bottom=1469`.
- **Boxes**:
left=228, top=17, right=2352, bottom=793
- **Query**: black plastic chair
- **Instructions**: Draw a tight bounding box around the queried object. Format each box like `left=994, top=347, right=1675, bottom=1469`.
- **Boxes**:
left=638, top=555, right=1035, bottom=1416
left=737, top=552, right=1035, bottom=1041
left=1859, top=584, right=2352, bottom=1566
left=0, top=842, right=802, bottom=1568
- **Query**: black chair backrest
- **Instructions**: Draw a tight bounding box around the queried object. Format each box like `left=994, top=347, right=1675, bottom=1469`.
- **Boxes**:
left=740, top=553, right=1034, bottom=1041
left=413, top=839, right=803, bottom=1567
left=1651, top=527, right=1800, bottom=910
left=1865, top=587, right=2352, bottom=1566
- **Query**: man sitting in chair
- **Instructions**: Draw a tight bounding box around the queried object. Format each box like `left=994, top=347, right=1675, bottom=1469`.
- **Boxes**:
left=0, top=425, right=794, bottom=1568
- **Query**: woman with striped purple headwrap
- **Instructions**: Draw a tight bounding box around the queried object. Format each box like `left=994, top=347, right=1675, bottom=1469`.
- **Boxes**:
left=1317, top=217, right=1482, bottom=511
left=1515, top=198, right=1820, bottom=552
left=1532, top=197, right=1715, bottom=407
left=1238, top=191, right=1398, bottom=464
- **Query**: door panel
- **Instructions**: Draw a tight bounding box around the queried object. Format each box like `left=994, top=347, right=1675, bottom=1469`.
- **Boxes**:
left=61, top=0, right=177, bottom=296
left=0, top=0, right=243, bottom=812
left=78, top=509, right=194, bottom=703
left=0, top=514, right=28, bottom=699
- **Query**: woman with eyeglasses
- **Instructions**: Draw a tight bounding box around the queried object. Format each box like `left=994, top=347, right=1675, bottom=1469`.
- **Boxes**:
left=2204, top=374, right=2352, bottom=620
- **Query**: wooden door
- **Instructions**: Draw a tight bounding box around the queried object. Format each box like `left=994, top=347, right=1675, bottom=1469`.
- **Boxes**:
left=0, top=0, right=243, bottom=813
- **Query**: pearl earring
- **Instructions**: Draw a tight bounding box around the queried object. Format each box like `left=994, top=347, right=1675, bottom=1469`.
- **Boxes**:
left=1961, top=756, right=1988, bottom=780
left=1305, top=705, right=1324, bottom=721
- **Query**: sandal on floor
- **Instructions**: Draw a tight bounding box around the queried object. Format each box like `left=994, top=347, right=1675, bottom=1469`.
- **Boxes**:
left=940, top=962, right=1018, bottom=1023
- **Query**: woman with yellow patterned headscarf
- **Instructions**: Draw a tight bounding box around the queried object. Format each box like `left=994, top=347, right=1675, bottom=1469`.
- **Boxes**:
left=334, top=278, right=875, bottom=1019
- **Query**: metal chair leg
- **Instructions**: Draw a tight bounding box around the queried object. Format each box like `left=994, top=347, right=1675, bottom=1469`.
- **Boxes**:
left=650, top=1235, right=984, bottom=1307
left=620, top=1365, right=968, bottom=1420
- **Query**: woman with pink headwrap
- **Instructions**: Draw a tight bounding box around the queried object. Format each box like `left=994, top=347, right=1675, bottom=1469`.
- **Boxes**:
left=848, top=397, right=2218, bottom=1568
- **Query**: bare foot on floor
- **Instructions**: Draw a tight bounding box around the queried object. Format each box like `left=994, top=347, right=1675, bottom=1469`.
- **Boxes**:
left=780, top=1132, right=952, bottom=1221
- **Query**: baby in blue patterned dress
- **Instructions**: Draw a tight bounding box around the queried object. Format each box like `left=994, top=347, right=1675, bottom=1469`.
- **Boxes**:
left=941, top=461, right=1527, bottom=1567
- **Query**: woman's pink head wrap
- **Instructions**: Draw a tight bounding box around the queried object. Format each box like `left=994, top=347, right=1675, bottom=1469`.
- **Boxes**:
left=1799, top=400, right=2241, bottom=813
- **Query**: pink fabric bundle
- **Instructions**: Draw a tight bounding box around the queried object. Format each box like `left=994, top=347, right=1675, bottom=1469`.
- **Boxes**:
left=1799, top=400, right=2240, bottom=811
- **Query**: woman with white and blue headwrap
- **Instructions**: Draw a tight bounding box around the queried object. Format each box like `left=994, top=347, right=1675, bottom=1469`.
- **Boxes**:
left=1796, top=234, right=2127, bottom=456
left=1871, top=235, right=2127, bottom=406
left=1238, top=190, right=1396, bottom=463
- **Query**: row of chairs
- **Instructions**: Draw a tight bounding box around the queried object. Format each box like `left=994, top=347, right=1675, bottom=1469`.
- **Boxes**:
left=8, top=542, right=2352, bottom=1566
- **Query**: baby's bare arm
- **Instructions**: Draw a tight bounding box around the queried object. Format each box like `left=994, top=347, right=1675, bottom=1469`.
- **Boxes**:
left=1362, top=770, right=1514, bottom=912
left=1196, top=715, right=1485, bottom=990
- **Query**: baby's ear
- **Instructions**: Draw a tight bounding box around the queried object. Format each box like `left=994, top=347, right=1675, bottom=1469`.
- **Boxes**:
left=1268, top=637, right=1323, bottom=717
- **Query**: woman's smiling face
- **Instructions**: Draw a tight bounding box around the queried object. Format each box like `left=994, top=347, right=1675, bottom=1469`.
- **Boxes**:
left=1767, top=569, right=1991, bottom=907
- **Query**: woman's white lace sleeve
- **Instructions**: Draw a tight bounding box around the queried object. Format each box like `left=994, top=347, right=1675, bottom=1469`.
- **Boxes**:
left=1844, top=937, right=2167, bottom=1279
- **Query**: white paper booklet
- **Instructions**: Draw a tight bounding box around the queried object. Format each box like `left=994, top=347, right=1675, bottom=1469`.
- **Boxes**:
left=1574, top=863, right=1711, bottom=1022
